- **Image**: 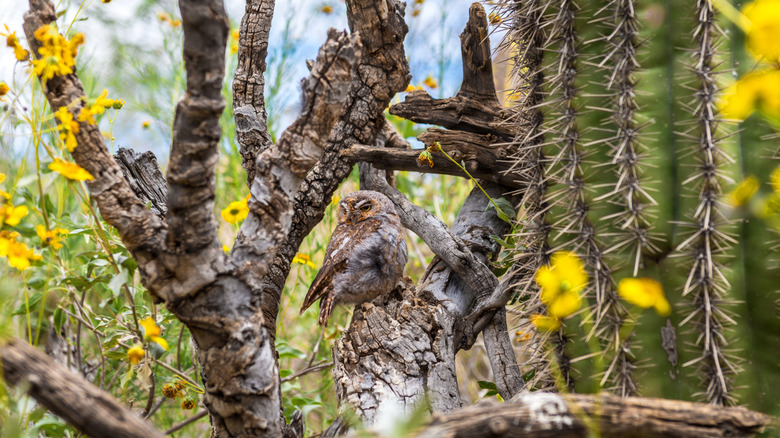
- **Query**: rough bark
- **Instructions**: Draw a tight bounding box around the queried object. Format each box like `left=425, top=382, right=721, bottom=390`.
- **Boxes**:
left=0, top=339, right=164, bottom=438
left=417, top=393, right=772, bottom=438
left=389, top=90, right=515, bottom=139
left=114, top=148, right=168, bottom=218
left=332, top=285, right=461, bottom=423
left=233, top=0, right=275, bottom=185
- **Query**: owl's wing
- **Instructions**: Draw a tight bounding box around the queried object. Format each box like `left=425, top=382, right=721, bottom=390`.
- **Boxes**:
left=299, top=221, right=352, bottom=316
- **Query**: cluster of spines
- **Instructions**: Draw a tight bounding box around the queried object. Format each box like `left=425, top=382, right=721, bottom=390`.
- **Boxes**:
left=538, top=0, right=628, bottom=394
left=676, top=0, right=738, bottom=406
left=587, top=0, right=660, bottom=396
left=495, top=0, right=555, bottom=390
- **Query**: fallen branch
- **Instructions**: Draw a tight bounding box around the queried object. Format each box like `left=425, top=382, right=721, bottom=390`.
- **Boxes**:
left=0, top=339, right=164, bottom=438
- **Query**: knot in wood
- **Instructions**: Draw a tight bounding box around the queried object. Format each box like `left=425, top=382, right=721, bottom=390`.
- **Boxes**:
left=488, top=416, right=509, bottom=434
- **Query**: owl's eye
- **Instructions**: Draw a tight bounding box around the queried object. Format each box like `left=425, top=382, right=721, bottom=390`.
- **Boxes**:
left=360, top=203, right=371, bottom=212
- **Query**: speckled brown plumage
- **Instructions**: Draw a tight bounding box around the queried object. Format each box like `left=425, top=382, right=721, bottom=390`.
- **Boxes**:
left=300, top=190, right=408, bottom=326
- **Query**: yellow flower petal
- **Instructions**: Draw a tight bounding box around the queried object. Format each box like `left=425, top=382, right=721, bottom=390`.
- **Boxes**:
left=49, top=159, right=93, bottom=181
left=127, top=345, right=145, bottom=364
left=531, top=314, right=561, bottom=332
left=618, top=277, right=670, bottom=316
left=547, top=289, right=582, bottom=319
left=2, top=204, right=28, bottom=226
left=151, top=336, right=169, bottom=351
left=727, top=175, right=760, bottom=207
left=221, top=198, right=249, bottom=224
left=770, top=166, right=780, bottom=195
left=139, top=317, right=162, bottom=338
left=743, top=0, right=780, bottom=63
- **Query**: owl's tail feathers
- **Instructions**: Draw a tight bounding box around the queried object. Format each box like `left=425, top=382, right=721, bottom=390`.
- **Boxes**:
left=300, top=284, right=327, bottom=316
left=318, top=294, right=336, bottom=326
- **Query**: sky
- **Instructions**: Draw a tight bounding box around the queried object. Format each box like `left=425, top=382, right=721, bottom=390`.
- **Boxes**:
left=1, top=0, right=501, bottom=160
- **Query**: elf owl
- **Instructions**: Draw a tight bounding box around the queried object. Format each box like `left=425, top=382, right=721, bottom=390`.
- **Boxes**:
left=300, top=190, right=408, bottom=326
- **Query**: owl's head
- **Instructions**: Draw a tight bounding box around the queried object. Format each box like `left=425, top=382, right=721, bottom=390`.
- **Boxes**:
left=337, top=190, right=397, bottom=225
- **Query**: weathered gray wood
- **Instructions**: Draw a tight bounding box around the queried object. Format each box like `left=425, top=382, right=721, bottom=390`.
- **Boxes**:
left=389, top=90, right=514, bottom=139
left=417, top=393, right=772, bottom=438
left=233, top=0, right=275, bottom=185
left=114, top=148, right=168, bottom=218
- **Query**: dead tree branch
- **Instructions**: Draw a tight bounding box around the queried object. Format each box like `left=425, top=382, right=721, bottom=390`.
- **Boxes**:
left=233, top=0, right=275, bottom=184
left=417, top=393, right=772, bottom=438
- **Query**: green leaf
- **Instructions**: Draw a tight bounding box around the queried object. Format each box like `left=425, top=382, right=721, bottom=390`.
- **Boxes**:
left=12, top=291, right=43, bottom=315
left=488, top=197, right=516, bottom=224
left=489, top=235, right=511, bottom=248
left=103, top=349, right=128, bottom=360
left=120, top=365, right=135, bottom=389
left=53, top=307, right=66, bottom=332
left=276, top=341, right=307, bottom=360
left=107, top=269, right=129, bottom=299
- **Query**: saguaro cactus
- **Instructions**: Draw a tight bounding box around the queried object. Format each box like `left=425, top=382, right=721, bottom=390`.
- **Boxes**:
left=494, top=0, right=780, bottom=413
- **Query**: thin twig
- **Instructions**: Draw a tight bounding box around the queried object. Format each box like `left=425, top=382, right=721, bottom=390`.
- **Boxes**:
left=145, top=396, right=166, bottom=419
left=164, top=410, right=208, bottom=435
left=140, top=366, right=156, bottom=417
left=281, top=361, right=333, bottom=383
left=176, top=324, right=185, bottom=371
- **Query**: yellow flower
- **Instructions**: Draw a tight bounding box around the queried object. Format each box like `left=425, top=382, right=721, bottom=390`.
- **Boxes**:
left=222, top=244, right=230, bottom=253
left=404, top=84, right=416, bottom=92
left=0, top=82, right=8, bottom=100
left=78, top=89, right=118, bottom=124
left=292, top=253, right=317, bottom=269
left=221, top=197, right=249, bottom=224
left=3, top=26, right=29, bottom=61
left=127, top=345, right=145, bottom=364
left=230, top=29, right=240, bottom=54
left=770, top=166, right=780, bottom=194
left=0, top=203, right=28, bottom=226
left=727, top=175, right=760, bottom=207
left=142, top=120, right=151, bottom=129
left=417, top=149, right=434, bottom=168
left=31, top=25, right=83, bottom=82
left=0, top=173, right=5, bottom=184
left=535, top=251, right=587, bottom=319
left=743, top=0, right=780, bottom=63
left=181, top=399, right=196, bottom=410
left=488, top=12, right=502, bottom=24
left=140, top=317, right=161, bottom=337
left=158, top=12, right=170, bottom=22
left=618, top=277, right=671, bottom=317
left=49, top=159, right=94, bottom=181
left=139, top=317, right=168, bottom=350
left=36, top=225, right=68, bottom=249
left=530, top=314, right=562, bottom=332
left=423, top=75, right=438, bottom=89
left=4, top=239, right=41, bottom=270
left=170, top=19, right=182, bottom=27
left=320, top=4, right=333, bottom=14
left=719, top=69, right=780, bottom=121
left=331, top=195, right=341, bottom=205
left=55, top=107, right=79, bottom=152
